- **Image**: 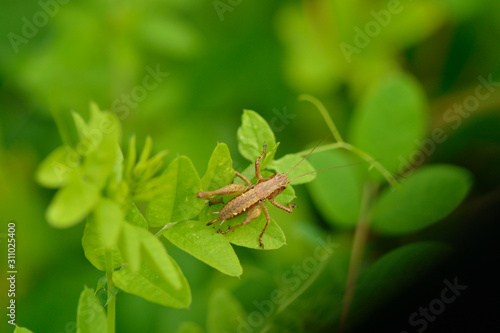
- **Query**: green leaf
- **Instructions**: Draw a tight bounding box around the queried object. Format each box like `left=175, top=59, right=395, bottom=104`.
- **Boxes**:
left=71, top=111, right=90, bottom=139
left=82, top=214, right=123, bottom=271
left=262, top=142, right=280, bottom=169
left=274, top=184, right=295, bottom=206
left=96, top=276, right=107, bottom=292
left=138, top=136, right=154, bottom=165
left=94, top=199, right=123, bottom=248
left=268, top=153, right=316, bottom=185
left=133, top=136, right=167, bottom=184
left=349, top=72, right=426, bottom=176
left=35, top=145, right=79, bottom=188
left=76, top=287, right=107, bottom=333
left=176, top=322, right=204, bottom=333
left=117, top=221, right=183, bottom=285
left=207, top=289, right=246, bottom=333
left=13, top=327, right=34, bottom=333
left=46, top=175, right=101, bottom=228
left=118, top=222, right=142, bottom=273
left=40, top=105, right=122, bottom=229
left=307, top=150, right=364, bottom=228
left=147, top=156, right=204, bottom=226
left=81, top=108, right=121, bottom=188
left=372, top=165, right=472, bottom=235
left=200, top=204, right=286, bottom=250
left=125, top=201, right=148, bottom=229
left=163, top=220, right=242, bottom=277
left=201, top=143, right=234, bottom=191
left=233, top=163, right=257, bottom=185
left=237, top=110, right=277, bottom=163
left=124, top=134, right=137, bottom=182
left=113, top=250, right=191, bottom=308
left=343, top=242, right=451, bottom=330
left=137, top=225, right=182, bottom=288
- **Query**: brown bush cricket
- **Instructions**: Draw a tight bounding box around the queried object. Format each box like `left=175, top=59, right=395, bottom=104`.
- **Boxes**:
left=197, top=141, right=362, bottom=248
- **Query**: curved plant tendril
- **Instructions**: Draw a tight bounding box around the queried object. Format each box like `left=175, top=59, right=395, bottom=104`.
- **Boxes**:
left=297, top=94, right=399, bottom=187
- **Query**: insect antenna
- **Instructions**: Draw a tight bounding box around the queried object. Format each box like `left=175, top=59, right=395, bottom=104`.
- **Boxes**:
left=284, top=135, right=331, bottom=176
left=289, top=160, right=373, bottom=183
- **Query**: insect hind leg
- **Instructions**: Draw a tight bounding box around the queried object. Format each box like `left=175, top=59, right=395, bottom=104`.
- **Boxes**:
left=196, top=183, right=246, bottom=199
left=218, top=206, right=261, bottom=234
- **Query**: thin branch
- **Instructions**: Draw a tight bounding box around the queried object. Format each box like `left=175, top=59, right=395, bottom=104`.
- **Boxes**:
left=298, top=94, right=344, bottom=143
left=105, top=249, right=116, bottom=333
left=339, top=184, right=376, bottom=332
left=296, top=96, right=399, bottom=187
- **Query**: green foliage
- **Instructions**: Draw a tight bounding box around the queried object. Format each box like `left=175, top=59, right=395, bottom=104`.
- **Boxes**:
left=372, top=165, right=473, bottom=234
left=349, top=73, right=426, bottom=177
left=46, top=177, right=101, bottom=228
left=13, top=327, right=33, bottom=333
left=113, top=256, right=191, bottom=308
left=218, top=213, right=286, bottom=250
left=268, top=153, right=316, bottom=185
left=82, top=209, right=123, bottom=272
left=237, top=110, right=277, bottom=166
left=198, top=204, right=287, bottom=251
left=35, top=145, right=77, bottom=188
left=34, top=94, right=473, bottom=332
left=176, top=322, right=204, bottom=333
left=343, top=241, right=452, bottom=330
left=77, top=287, right=107, bottom=333
left=146, top=155, right=204, bottom=226
left=207, top=289, right=246, bottom=333
left=36, top=103, right=121, bottom=228
left=200, top=143, right=234, bottom=191
left=4, top=0, right=496, bottom=330
left=163, top=220, right=242, bottom=277
left=307, top=150, right=364, bottom=228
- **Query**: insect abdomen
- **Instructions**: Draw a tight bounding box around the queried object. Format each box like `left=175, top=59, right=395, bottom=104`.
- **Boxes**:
left=219, top=190, right=260, bottom=221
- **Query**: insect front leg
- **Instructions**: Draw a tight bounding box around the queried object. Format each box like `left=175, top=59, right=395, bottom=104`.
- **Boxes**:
left=269, top=198, right=296, bottom=213
left=206, top=217, right=222, bottom=226
left=255, top=143, right=267, bottom=181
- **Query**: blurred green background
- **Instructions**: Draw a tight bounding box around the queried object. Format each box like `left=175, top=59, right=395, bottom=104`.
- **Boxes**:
left=1, top=0, right=499, bottom=332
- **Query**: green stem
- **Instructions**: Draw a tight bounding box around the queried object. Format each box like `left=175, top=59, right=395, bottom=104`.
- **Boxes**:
left=297, top=96, right=399, bottom=187
left=105, top=249, right=116, bottom=333
left=295, top=142, right=344, bottom=156
left=341, top=143, right=399, bottom=188
left=298, top=94, right=344, bottom=143
left=339, top=184, right=376, bottom=332
left=154, top=222, right=178, bottom=237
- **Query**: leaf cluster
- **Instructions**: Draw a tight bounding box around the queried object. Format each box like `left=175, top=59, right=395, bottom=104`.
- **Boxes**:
left=35, top=103, right=318, bottom=333
left=33, top=74, right=473, bottom=331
